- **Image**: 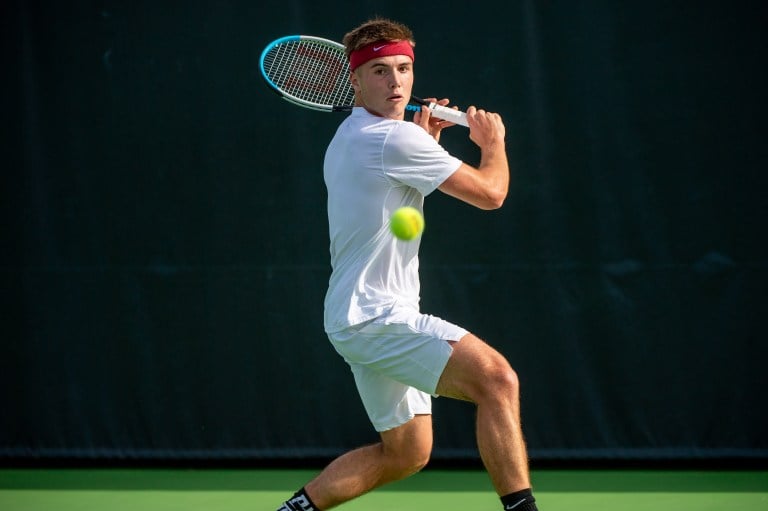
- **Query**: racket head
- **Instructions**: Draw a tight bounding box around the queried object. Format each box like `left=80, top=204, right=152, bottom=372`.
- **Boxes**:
left=259, top=35, right=355, bottom=112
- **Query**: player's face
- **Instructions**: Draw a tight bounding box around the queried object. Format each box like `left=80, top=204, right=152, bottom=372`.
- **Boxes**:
left=351, top=55, right=414, bottom=121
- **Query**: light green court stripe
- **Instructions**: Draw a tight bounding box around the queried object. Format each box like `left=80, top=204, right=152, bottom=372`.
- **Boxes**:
left=1, top=469, right=767, bottom=511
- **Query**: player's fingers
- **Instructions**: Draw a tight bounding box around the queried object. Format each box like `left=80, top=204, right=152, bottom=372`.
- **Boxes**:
left=465, top=106, right=480, bottom=129
left=414, top=105, right=434, bottom=133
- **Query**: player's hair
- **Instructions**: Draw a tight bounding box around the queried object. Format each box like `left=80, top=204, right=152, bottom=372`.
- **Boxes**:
left=342, top=18, right=415, bottom=56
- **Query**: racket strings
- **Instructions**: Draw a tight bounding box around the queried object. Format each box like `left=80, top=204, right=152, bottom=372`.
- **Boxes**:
left=263, top=41, right=354, bottom=108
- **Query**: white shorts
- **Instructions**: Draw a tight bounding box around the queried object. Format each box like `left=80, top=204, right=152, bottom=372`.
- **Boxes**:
left=327, top=305, right=468, bottom=432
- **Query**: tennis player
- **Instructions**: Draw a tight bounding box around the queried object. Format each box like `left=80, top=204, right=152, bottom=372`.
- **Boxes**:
left=277, top=18, right=539, bottom=511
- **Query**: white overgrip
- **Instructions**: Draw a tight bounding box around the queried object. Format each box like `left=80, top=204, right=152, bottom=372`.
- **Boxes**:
left=429, top=102, right=469, bottom=127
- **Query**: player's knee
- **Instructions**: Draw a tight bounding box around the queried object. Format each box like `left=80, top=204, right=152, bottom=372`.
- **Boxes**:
left=384, top=442, right=431, bottom=480
left=393, top=449, right=430, bottom=479
left=480, top=356, right=519, bottom=403
left=498, top=364, right=520, bottom=397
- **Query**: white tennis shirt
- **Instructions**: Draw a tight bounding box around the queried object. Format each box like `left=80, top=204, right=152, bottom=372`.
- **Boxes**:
left=323, top=107, right=462, bottom=333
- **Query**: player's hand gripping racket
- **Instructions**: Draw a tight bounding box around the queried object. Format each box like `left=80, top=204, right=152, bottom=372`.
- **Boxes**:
left=259, top=35, right=468, bottom=127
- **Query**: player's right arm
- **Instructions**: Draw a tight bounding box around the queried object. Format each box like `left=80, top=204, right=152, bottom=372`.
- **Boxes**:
left=438, top=106, right=509, bottom=210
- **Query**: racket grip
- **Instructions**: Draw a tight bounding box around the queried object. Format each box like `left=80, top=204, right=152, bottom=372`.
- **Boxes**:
left=428, top=103, right=469, bottom=127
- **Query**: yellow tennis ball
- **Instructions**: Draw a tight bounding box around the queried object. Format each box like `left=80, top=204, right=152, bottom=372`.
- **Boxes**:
left=390, top=206, right=425, bottom=241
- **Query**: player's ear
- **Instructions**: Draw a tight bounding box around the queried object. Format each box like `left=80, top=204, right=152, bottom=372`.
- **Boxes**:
left=349, top=71, right=360, bottom=91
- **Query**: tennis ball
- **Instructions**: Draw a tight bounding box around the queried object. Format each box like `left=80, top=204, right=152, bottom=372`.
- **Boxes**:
left=390, top=206, right=425, bottom=241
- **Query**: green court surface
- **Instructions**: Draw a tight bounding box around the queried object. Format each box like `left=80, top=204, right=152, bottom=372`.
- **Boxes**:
left=1, top=467, right=766, bottom=510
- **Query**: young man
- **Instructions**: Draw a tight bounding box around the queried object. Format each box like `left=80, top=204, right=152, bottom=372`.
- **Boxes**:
left=277, top=18, right=539, bottom=511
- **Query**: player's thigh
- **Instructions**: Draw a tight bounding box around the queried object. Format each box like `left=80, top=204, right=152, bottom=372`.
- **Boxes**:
left=435, top=333, right=516, bottom=403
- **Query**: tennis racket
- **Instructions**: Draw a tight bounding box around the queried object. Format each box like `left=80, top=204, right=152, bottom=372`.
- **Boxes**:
left=259, top=35, right=468, bottom=127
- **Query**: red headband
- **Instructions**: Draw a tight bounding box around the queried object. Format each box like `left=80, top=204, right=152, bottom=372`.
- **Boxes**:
left=348, top=40, right=415, bottom=71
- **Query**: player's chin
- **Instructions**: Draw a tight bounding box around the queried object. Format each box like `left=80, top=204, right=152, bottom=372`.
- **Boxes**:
left=382, top=102, right=406, bottom=120
left=386, top=95, right=406, bottom=109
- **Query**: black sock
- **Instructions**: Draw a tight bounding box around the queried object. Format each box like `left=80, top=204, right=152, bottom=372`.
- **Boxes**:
left=277, top=487, right=321, bottom=511
left=500, top=488, right=538, bottom=511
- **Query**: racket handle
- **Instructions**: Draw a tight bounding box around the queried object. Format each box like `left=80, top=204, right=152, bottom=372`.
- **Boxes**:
left=428, top=103, right=469, bottom=127
left=410, top=96, right=469, bottom=127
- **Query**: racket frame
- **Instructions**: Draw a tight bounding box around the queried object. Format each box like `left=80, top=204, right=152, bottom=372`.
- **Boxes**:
left=259, top=35, right=356, bottom=112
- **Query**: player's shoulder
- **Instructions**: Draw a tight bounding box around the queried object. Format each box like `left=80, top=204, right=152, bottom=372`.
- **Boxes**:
left=387, top=119, right=435, bottom=146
